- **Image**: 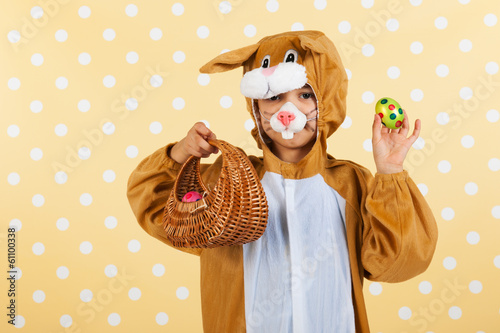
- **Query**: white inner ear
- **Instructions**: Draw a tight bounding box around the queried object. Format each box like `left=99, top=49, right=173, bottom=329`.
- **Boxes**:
left=240, top=62, right=307, bottom=99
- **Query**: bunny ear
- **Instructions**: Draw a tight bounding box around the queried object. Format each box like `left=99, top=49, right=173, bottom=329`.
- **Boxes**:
left=298, top=34, right=329, bottom=54
left=199, top=43, right=261, bottom=73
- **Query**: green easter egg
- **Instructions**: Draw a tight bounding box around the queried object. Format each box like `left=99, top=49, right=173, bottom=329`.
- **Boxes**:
left=375, top=97, right=405, bottom=129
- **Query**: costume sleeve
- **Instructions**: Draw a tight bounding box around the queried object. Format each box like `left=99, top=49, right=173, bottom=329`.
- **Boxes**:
left=126, top=143, right=207, bottom=256
left=360, top=170, right=438, bottom=282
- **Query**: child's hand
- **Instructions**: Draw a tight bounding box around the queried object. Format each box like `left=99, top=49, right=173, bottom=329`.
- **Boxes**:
left=170, top=122, right=219, bottom=164
left=371, top=110, right=421, bottom=174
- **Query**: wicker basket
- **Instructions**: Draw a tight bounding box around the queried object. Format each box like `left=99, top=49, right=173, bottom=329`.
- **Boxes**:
left=162, top=139, right=268, bottom=248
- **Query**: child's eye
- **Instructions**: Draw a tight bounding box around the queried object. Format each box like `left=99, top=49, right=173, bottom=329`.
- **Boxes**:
left=301, top=93, right=312, bottom=99
left=269, top=95, right=280, bottom=101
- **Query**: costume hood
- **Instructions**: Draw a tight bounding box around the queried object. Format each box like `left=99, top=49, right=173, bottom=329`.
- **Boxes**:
left=200, top=31, right=348, bottom=176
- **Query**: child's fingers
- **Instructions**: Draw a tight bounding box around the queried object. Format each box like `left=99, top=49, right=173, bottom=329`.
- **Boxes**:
left=372, top=114, right=382, bottom=142
left=190, top=122, right=219, bottom=155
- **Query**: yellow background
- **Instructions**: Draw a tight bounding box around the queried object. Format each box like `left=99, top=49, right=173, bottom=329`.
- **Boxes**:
left=1, top=0, right=499, bottom=332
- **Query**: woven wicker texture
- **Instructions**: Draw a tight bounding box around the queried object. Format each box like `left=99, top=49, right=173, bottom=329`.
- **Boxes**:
left=162, top=139, right=268, bottom=248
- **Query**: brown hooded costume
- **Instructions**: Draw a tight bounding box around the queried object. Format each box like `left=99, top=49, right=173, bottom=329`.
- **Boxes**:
left=127, top=31, right=438, bottom=332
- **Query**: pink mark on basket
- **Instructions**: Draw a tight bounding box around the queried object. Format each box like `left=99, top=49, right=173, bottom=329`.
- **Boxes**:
left=182, top=191, right=203, bottom=203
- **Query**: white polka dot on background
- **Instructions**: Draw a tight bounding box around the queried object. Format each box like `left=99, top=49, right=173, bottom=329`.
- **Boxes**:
left=126, top=51, right=139, bottom=64
left=172, top=3, right=184, bottom=16
left=200, top=120, right=210, bottom=128
left=156, top=312, right=169, bottom=325
left=10, top=219, right=22, bottom=231
left=266, top=0, right=279, bottom=12
left=8, top=77, right=21, bottom=90
left=78, top=53, right=91, bottom=65
left=244, top=119, right=255, bottom=131
left=33, top=290, right=45, bottom=303
left=55, top=124, right=68, bottom=137
left=461, top=135, right=474, bottom=148
left=338, top=21, right=351, bottom=34
left=197, top=26, right=210, bottom=39
left=492, top=206, right=500, bottom=219
left=363, top=139, right=372, bottom=152
left=129, top=287, right=141, bottom=300
left=362, top=91, right=375, bottom=104
left=387, top=66, right=400, bottom=79
left=340, top=116, right=352, bottom=129
left=435, top=16, right=448, bottom=29
left=31, top=6, right=44, bottom=19
left=7, top=30, right=21, bottom=43
left=494, top=255, right=500, bottom=269
left=30, top=100, right=43, bottom=113
left=128, top=239, right=141, bottom=253
left=410, top=89, right=424, bottom=102
left=438, top=160, right=451, bottom=173
left=30, top=148, right=43, bottom=161
left=486, top=61, right=499, bottom=74
left=103, top=75, right=116, bottom=88
left=469, top=280, right=482, bottom=294
left=291, top=22, right=304, bottom=31
left=244, top=25, right=257, bottom=37
left=60, top=315, right=73, bottom=328
left=14, top=315, right=25, bottom=328
left=361, top=0, right=374, bottom=8
left=345, top=68, right=352, bottom=80
left=220, top=96, right=233, bottom=108
left=459, top=39, right=472, bottom=52
left=176, top=286, right=189, bottom=300
left=441, top=207, right=455, bottom=221
left=410, top=41, right=423, bottom=54
left=126, top=145, right=139, bottom=158
left=80, top=241, right=93, bottom=254
left=78, top=99, right=91, bottom=112
left=173, top=51, right=186, bottom=63
left=103, top=170, right=116, bottom=183
left=464, top=182, right=478, bottom=195
left=153, top=264, right=165, bottom=277
left=80, top=289, right=93, bottom=302
left=386, top=19, right=399, bottom=32
left=125, top=4, right=138, bottom=17
left=460, top=87, right=473, bottom=100
left=105, top=216, right=118, bottom=229
left=413, top=137, right=425, bottom=150
left=78, top=6, right=91, bottom=19
left=419, top=281, right=432, bottom=294
left=198, top=74, right=210, bottom=86
left=436, top=112, right=450, bottom=125
left=125, top=98, right=138, bottom=110
left=488, top=158, right=500, bottom=171
left=362, top=44, right=375, bottom=57
left=369, top=282, right=382, bottom=295
left=150, top=75, right=163, bottom=87
left=56, top=218, right=69, bottom=231
left=448, top=306, right=462, bottom=320
left=32, top=194, right=45, bottom=207
left=103, top=28, right=116, bottom=41
left=57, top=266, right=69, bottom=279
left=443, top=256, right=457, bottom=270
left=105, top=264, right=118, bottom=278
left=32, top=242, right=45, bottom=255
left=150, top=27, right=162, bottom=40
left=55, top=171, right=68, bottom=185
left=149, top=121, right=163, bottom=134
left=31, top=53, right=44, bottom=66
left=417, top=183, right=428, bottom=196
left=8, top=173, right=20, bottom=185
left=7, top=125, right=20, bottom=138
left=486, top=109, right=499, bottom=123
left=398, top=307, right=412, bottom=320
left=466, top=231, right=480, bottom=245
left=108, top=313, right=121, bottom=326
left=55, top=29, right=68, bottom=42
left=80, top=193, right=93, bottom=206
left=78, top=147, right=91, bottom=160
left=484, top=13, right=498, bottom=27
left=436, top=64, right=449, bottom=77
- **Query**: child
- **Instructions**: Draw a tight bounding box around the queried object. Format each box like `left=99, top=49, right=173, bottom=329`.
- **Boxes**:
left=127, top=30, right=438, bottom=333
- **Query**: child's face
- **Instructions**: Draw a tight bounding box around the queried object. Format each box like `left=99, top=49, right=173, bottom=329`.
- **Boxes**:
left=256, top=85, right=318, bottom=156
